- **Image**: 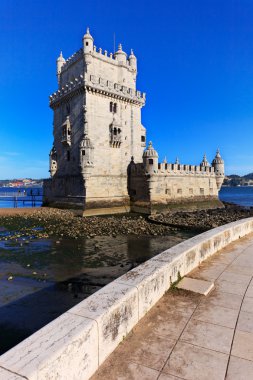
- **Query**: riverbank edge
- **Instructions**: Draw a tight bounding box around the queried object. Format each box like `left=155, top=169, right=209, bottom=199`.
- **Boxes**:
left=1, top=217, right=253, bottom=380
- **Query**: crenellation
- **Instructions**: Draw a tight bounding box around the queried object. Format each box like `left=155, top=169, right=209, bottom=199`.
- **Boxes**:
left=60, top=48, right=83, bottom=73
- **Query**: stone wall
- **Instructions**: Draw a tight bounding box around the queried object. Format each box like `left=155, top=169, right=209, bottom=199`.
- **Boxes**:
left=1, top=218, right=253, bottom=380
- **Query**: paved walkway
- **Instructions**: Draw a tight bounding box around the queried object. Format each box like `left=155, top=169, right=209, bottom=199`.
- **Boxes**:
left=90, top=233, right=253, bottom=380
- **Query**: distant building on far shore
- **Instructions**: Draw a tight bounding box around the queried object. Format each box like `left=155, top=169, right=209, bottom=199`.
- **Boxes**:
left=43, top=28, right=225, bottom=215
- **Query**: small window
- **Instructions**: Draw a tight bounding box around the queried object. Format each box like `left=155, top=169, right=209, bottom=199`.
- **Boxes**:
left=114, top=103, right=117, bottom=113
left=110, top=102, right=113, bottom=112
left=141, top=135, right=146, bottom=142
left=165, top=164, right=168, bottom=170
left=67, top=151, right=70, bottom=161
left=86, top=42, right=89, bottom=46
left=177, top=189, right=182, bottom=194
left=200, top=188, right=204, bottom=195
left=82, top=150, right=85, bottom=156
left=165, top=188, right=171, bottom=195
left=149, top=159, right=153, bottom=165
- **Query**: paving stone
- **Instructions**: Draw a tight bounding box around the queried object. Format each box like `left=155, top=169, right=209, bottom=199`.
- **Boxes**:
left=115, top=330, right=175, bottom=371
left=192, top=303, right=238, bottom=328
left=218, top=271, right=251, bottom=285
left=91, top=360, right=160, bottom=380
left=180, top=319, right=233, bottom=354
left=241, top=297, right=253, bottom=313
left=233, top=256, right=253, bottom=269
left=245, top=284, right=253, bottom=298
left=237, top=311, right=253, bottom=334
left=148, top=312, right=189, bottom=340
left=163, top=341, right=228, bottom=380
left=158, top=374, right=184, bottom=380
left=176, top=277, right=214, bottom=295
left=227, top=356, right=253, bottom=380
left=190, top=264, right=227, bottom=281
left=201, top=289, right=243, bottom=310
left=232, top=330, right=253, bottom=361
left=215, top=279, right=248, bottom=296
left=226, top=264, right=253, bottom=276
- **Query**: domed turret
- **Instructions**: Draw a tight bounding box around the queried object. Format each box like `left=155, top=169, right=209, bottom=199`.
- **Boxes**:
left=56, top=51, right=65, bottom=86
left=129, top=49, right=137, bottom=71
left=212, top=149, right=225, bottom=190
left=83, top=27, right=94, bottom=54
left=114, top=43, right=127, bottom=65
left=143, top=141, right=158, bottom=174
left=200, top=153, right=210, bottom=168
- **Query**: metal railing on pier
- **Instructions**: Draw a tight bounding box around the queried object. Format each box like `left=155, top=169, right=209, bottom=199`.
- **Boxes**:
left=0, top=190, right=43, bottom=208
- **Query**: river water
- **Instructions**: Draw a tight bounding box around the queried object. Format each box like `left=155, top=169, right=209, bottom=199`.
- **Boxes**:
left=219, top=186, right=253, bottom=207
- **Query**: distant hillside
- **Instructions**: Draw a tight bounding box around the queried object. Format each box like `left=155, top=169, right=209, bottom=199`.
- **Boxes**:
left=243, top=173, right=253, bottom=180
left=224, top=173, right=253, bottom=186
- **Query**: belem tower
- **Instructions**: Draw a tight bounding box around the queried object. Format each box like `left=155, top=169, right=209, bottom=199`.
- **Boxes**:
left=43, top=28, right=225, bottom=215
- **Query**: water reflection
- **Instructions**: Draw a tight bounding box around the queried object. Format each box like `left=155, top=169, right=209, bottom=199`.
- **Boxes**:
left=0, top=229, right=195, bottom=354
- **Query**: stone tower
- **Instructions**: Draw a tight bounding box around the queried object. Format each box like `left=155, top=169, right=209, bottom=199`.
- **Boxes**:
left=44, top=28, right=146, bottom=213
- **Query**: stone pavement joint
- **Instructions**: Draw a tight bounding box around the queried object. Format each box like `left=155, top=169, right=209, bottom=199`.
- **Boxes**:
left=176, top=277, right=214, bottom=295
left=90, top=232, right=253, bottom=380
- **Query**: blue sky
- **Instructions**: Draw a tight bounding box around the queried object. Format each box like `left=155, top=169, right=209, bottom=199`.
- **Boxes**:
left=1, top=0, right=253, bottom=179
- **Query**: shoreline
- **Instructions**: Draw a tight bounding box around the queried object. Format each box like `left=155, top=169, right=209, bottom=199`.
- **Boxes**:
left=0, top=204, right=252, bottom=239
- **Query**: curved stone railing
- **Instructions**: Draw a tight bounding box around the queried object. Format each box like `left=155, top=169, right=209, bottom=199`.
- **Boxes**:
left=1, top=217, right=253, bottom=380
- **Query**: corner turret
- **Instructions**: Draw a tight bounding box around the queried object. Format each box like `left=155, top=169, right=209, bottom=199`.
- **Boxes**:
left=212, top=149, right=225, bottom=190
left=143, top=141, right=158, bottom=174
left=83, top=27, right=94, bottom=54
left=114, top=43, right=127, bottom=65
left=56, top=51, right=65, bottom=86
left=83, top=27, right=94, bottom=67
left=129, top=49, right=137, bottom=72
